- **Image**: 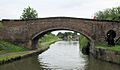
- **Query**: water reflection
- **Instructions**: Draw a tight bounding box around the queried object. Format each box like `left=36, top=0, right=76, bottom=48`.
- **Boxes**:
left=86, top=56, right=120, bottom=70
left=0, top=41, right=120, bottom=70
left=0, top=55, right=44, bottom=70
left=38, top=41, right=88, bottom=69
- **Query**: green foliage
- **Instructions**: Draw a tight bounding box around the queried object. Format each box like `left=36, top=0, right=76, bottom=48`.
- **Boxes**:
left=0, top=53, right=22, bottom=61
left=79, top=35, right=89, bottom=48
left=64, top=32, right=76, bottom=36
left=0, top=51, right=34, bottom=61
left=20, top=6, right=38, bottom=20
left=96, top=44, right=120, bottom=52
left=57, top=32, right=64, bottom=39
left=0, top=40, right=27, bottom=53
left=73, top=32, right=78, bottom=35
left=79, top=35, right=90, bottom=55
left=57, top=32, right=79, bottom=40
left=95, top=6, right=120, bottom=21
left=38, top=33, right=60, bottom=47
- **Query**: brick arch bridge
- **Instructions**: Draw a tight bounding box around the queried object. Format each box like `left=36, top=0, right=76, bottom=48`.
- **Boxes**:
left=0, top=17, right=120, bottom=50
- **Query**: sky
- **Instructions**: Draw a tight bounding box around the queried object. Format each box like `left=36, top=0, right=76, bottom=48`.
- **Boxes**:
left=0, top=0, right=120, bottom=20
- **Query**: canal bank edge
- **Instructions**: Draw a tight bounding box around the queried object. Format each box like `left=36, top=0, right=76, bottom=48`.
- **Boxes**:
left=79, top=35, right=120, bottom=65
left=0, top=45, right=49, bottom=65
left=1, top=39, right=120, bottom=65
left=91, top=47, right=120, bottom=64
left=0, top=39, right=60, bottom=65
left=81, top=44, right=120, bottom=64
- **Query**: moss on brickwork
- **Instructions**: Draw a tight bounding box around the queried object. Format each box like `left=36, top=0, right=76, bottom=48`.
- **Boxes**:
left=79, top=35, right=89, bottom=48
left=79, top=35, right=90, bottom=55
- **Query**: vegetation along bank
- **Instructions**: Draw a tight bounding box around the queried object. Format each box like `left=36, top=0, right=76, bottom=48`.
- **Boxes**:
left=79, top=35, right=120, bottom=64
left=0, top=33, right=60, bottom=65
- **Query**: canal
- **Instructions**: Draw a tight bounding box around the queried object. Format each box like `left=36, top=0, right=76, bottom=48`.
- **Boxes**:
left=0, top=41, right=120, bottom=70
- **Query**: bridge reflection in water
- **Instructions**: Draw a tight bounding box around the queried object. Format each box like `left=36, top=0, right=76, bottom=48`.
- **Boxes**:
left=0, top=41, right=120, bottom=70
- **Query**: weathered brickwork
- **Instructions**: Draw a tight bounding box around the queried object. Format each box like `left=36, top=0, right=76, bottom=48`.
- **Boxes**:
left=0, top=17, right=120, bottom=49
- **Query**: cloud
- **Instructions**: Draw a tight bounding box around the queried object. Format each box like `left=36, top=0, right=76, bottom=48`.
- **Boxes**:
left=0, top=0, right=120, bottom=20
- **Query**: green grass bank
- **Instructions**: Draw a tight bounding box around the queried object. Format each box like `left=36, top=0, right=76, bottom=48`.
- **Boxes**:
left=0, top=40, right=27, bottom=55
left=96, top=43, right=120, bottom=52
left=79, top=35, right=120, bottom=53
left=0, top=34, right=60, bottom=65
left=79, top=35, right=120, bottom=64
left=38, top=34, right=60, bottom=48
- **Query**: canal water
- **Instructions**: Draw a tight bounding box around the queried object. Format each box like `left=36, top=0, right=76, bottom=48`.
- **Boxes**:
left=0, top=41, right=120, bottom=70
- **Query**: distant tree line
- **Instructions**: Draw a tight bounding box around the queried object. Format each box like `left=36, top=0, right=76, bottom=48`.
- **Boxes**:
left=57, top=32, right=79, bottom=41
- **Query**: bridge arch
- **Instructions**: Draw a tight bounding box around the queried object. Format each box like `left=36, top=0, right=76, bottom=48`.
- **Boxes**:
left=31, top=27, right=94, bottom=50
left=1, top=17, right=120, bottom=50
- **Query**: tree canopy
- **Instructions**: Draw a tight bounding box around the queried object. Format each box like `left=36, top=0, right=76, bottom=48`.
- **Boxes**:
left=20, top=6, right=38, bottom=20
left=95, top=6, right=120, bottom=21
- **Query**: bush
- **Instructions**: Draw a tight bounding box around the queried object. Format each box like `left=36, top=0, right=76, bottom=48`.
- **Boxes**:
left=79, top=35, right=90, bottom=55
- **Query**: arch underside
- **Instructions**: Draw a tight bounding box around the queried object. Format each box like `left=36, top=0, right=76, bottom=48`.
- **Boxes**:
left=31, top=27, right=94, bottom=49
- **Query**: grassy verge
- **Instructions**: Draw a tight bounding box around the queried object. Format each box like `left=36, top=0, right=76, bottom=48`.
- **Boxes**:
left=96, top=43, right=120, bottom=52
left=0, top=50, right=43, bottom=64
left=79, top=35, right=120, bottom=52
left=0, top=33, right=60, bottom=64
left=0, top=40, right=27, bottom=55
left=0, top=52, right=29, bottom=61
left=38, top=33, right=61, bottom=47
left=0, top=40, right=28, bottom=63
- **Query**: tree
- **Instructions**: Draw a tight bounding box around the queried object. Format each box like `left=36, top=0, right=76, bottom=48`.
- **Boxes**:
left=95, top=6, right=120, bottom=21
left=57, top=32, right=64, bottom=39
left=20, top=6, right=38, bottom=20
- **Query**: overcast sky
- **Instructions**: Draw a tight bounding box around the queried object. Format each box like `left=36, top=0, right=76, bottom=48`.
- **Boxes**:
left=0, top=0, right=120, bottom=20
